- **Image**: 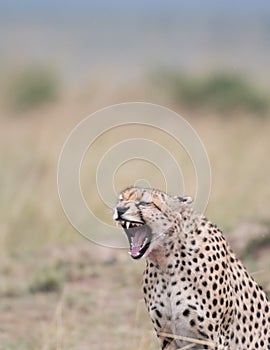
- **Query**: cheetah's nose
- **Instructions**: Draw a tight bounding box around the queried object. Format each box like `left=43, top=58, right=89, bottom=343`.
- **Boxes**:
left=114, top=206, right=128, bottom=220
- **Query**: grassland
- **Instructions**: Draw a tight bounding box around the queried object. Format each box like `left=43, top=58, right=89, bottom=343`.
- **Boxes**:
left=0, top=71, right=270, bottom=349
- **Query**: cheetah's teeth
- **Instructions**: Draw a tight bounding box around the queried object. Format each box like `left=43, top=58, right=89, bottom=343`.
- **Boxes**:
left=120, top=220, right=144, bottom=229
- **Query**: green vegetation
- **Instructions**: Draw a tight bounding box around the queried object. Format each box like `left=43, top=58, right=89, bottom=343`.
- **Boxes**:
left=152, top=70, right=269, bottom=115
left=29, top=265, right=64, bottom=293
left=243, top=225, right=270, bottom=259
left=6, top=66, right=60, bottom=112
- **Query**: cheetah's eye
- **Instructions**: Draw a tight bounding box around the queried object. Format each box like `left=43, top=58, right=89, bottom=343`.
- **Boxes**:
left=138, top=201, right=151, bottom=206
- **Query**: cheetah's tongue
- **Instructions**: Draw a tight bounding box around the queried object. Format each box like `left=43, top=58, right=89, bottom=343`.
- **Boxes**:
left=123, top=224, right=152, bottom=259
left=130, top=231, right=147, bottom=256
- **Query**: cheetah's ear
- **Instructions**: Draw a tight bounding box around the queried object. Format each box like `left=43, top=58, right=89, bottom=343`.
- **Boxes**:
left=174, top=196, right=193, bottom=219
left=175, top=196, right=193, bottom=204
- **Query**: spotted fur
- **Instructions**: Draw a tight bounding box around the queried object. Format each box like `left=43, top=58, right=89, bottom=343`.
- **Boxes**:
left=114, top=187, right=270, bottom=350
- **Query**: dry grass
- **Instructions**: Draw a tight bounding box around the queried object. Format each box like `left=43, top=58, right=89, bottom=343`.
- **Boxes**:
left=0, top=77, right=270, bottom=349
left=159, top=332, right=214, bottom=348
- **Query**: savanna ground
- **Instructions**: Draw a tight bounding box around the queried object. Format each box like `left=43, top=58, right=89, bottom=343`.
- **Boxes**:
left=0, top=69, right=270, bottom=350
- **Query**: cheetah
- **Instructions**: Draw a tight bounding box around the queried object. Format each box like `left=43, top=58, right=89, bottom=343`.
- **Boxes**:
left=113, top=186, right=270, bottom=350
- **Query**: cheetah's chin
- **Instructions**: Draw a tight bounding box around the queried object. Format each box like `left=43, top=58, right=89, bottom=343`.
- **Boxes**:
left=122, top=224, right=152, bottom=259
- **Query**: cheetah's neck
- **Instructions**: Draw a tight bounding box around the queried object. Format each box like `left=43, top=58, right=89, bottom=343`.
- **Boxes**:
left=146, top=212, right=201, bottom=270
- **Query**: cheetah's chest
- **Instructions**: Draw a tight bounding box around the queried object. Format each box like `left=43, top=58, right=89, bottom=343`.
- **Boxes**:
left=143, top=260, right=207, bottom=342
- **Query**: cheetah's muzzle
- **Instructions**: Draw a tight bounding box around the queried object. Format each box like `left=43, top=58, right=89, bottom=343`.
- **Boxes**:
left=121, top=221, right=152, bottom=259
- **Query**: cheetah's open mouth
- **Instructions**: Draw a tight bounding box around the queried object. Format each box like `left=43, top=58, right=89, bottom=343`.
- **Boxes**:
left=120, top=221, right=152, bottom=259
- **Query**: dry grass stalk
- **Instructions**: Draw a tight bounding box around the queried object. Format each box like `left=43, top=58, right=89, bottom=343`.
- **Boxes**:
left=177, top=344, right=196, bottom=349
left=159, top=332, right=214, bottom=348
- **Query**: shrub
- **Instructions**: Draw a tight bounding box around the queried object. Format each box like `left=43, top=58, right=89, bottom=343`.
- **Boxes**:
left=7, top=66, right=60, bottom=112
left=152, top=69, right=269, bottom=115
left=29, top=266, right=64, bottom=293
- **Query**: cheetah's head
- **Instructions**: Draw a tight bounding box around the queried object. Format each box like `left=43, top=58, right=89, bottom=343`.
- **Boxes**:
left=113, top=186, right=193, bottom=259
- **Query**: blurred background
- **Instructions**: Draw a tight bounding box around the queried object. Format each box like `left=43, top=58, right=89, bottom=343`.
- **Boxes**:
left=0, top=1, right=270, bottom=349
